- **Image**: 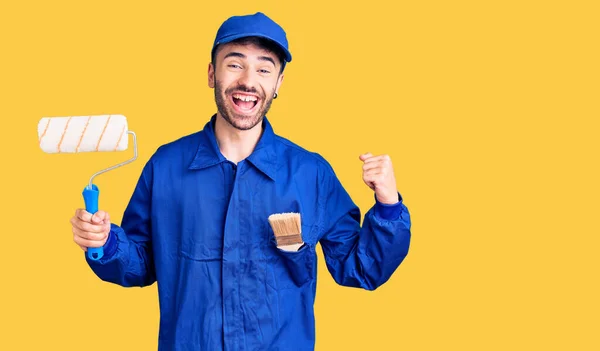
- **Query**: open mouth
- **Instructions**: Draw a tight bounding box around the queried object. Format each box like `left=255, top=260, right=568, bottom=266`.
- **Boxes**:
left=231, top=93, right=259, bottom=113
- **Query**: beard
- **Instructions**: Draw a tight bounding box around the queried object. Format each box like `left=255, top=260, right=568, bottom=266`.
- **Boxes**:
left=214, top=79, right=275, bottom=131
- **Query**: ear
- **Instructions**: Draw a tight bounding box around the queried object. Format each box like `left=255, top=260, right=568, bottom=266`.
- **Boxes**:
left=208, top=62, right=215, bottom=88
left=275, top=73, right=284, bottom=96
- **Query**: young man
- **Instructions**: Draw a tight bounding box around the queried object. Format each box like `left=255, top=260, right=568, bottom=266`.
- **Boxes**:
left=70, top=12, right=411, bottom=351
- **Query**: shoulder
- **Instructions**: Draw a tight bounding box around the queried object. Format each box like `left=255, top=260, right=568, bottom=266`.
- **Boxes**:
left=149, top=130, right=202, bottom=164
left=272, top=134, right=337, bottom=178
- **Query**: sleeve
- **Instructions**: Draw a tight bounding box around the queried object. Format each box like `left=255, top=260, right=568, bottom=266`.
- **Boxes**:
left=84, top=159, right=156, bottom=288
left=318, top=165, right=411, bottom=291
left=374, top=197, right=404, bottom=221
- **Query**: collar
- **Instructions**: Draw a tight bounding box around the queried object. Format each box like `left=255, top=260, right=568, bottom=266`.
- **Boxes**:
left=189, top=114, right=277, bottom=181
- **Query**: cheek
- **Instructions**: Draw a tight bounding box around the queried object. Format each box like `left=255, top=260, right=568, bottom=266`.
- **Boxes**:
left=216, top=78, right=231, bottom=93
left=215, top=70, right=236, bottom=87
left=261, top=80, right=278, bottom=94
left=214, top=81, right=227, bottom=100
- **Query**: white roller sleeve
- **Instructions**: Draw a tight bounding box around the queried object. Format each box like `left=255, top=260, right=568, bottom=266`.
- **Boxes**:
left=38, top=115, right=128, bottom=153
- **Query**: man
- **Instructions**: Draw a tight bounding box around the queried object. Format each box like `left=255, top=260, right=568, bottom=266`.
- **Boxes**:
left=70, top=12, right=411, bottom=351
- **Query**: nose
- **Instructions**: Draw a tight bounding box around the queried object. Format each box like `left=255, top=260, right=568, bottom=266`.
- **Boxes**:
left=237, top=69, right=258, bottom=91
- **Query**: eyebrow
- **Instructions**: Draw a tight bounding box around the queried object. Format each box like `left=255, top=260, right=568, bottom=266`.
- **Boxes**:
left=223, top=52, right=276, bottom=67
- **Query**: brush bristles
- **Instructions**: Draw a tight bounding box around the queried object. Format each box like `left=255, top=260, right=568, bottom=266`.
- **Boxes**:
left=268, top=213, right=303, bottom=246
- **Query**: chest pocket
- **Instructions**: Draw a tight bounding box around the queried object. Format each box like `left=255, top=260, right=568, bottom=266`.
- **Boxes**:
left=177, top=174, right=228, bottom=261
left=264, top=223, right=317, bottom=290
left=178, top=215, right=225, bottom=261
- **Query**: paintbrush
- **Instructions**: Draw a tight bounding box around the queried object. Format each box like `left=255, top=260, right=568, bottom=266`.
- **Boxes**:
left=268, top=213, right=304, bottom=251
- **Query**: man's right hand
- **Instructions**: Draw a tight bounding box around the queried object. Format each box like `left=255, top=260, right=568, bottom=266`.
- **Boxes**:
left=70, top=209, right=111, bottom=252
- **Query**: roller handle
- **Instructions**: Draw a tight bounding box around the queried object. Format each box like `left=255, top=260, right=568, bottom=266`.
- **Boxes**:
left=82, top=184, right=104, bottom=261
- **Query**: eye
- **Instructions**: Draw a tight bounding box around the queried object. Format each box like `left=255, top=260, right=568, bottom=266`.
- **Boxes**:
left=259, top=69, right=271, bottom=74
left=228, top=64, right=242, bottom=69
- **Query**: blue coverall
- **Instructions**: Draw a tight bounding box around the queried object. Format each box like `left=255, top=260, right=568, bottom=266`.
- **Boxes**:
left=86, top=115, right=412, bottom=350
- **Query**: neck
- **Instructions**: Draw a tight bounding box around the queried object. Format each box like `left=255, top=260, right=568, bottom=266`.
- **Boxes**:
left=214, top=113, right=263, bottom=164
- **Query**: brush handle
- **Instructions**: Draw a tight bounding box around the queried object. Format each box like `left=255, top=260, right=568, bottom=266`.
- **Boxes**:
left=82, top=184, right=104, bottom=261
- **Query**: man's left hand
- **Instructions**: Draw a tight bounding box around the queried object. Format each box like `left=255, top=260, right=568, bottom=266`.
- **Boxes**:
left=359, top=153, right=399, bottom=205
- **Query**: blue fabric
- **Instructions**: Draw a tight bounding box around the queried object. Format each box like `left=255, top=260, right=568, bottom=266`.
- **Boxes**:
left=374, top=193, right=404, bottom=221
left=86, top=115, right=411, bottom=350
left=212, top=12, right=292, bottom=63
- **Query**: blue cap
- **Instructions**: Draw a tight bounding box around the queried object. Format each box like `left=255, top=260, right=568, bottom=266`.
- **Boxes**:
left=212, top=12, right=292, bottom=64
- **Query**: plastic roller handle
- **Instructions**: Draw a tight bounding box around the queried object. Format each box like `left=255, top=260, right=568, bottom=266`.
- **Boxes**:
left=82, top=184, right=104, bottom=260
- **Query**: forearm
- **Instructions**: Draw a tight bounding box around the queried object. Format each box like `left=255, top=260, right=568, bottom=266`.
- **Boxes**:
left=324, top=199, right=411, bottom=290
left=85, top=224, right=156, bottom=287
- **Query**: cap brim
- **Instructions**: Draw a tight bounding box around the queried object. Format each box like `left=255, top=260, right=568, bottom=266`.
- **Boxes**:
left=213, top=32, right=292, bottom=63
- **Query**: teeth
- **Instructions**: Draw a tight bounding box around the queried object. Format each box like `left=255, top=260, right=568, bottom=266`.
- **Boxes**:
left=233, top=94, right=257, bottom=102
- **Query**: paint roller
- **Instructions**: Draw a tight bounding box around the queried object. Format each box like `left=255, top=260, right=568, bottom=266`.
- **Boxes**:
left=37, top=114, right=137, bottom=260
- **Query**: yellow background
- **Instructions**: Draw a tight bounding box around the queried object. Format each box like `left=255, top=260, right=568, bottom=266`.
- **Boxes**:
left=1, top=0, right=598, bottom=350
